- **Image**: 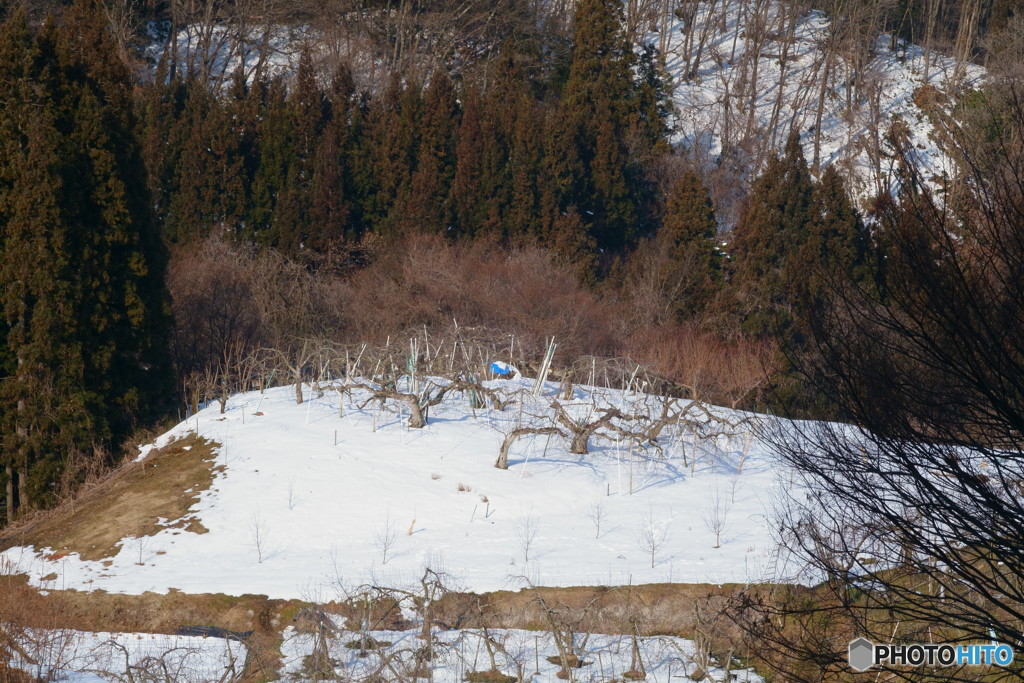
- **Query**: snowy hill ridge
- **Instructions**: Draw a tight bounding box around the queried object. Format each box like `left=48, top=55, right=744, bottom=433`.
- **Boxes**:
left=658, top=2, right=984, bottom=208
left=1, top=376, right=804, bottom=600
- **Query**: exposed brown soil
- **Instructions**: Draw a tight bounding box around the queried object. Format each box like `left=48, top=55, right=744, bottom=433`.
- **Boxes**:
left=0, top=433, right=219, bottom=561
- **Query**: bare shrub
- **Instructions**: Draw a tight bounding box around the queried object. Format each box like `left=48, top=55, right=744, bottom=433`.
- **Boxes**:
left=169, top=234, right=780, bottom=421
left=250, top=511, right=270, bottom=564
left=517, top=510, right=539, bottom=564
left=167, top=237, right=263, bottom=377
left=625, top=324, right=776, bottom=408
left=636, top=508, right=670, bottom=568
left=167, top=235, right=349, bottom=380
left=374, top=510, right=399, bottom=565
left=342, top=233, right=620, bottom=363
left=702, top=486, right=731, bottom=549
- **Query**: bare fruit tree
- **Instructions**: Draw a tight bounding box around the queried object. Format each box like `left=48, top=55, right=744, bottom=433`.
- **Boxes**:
left=549, top=400, right=635, bottom=455
left=374, top=509, right=399, bottom=565
left=702, top=486, right=731, bottom=548
left=589, top=499, right=607, bottom=539
left=636, top=507, right=670, bottom=568
left=517, top=509, right=540, bottom=564
left=495, top=426, right=564, bottom=470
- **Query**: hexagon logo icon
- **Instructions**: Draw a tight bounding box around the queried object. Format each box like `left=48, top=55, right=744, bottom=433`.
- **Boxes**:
left=849, top=638, right=875, bottom=672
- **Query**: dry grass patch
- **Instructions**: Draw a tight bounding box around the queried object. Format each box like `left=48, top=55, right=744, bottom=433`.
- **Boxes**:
left=433, top=583, right=743, bottom=637
left=464, top=669, right=517, bottom=683
left=0, top=433, right=221, bottom=561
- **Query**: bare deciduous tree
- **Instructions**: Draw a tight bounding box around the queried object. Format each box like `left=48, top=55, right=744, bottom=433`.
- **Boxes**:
left=495, top=426, right=564, bottom=470
left=517, top=509, right=539, bottom=564
left=589, top=498, right=607, bottom=539
left=374, top=509, right=399, bottom=565
left=636, top=507, right=670, bottom=568
left=702, top=486, right=731, bottom=549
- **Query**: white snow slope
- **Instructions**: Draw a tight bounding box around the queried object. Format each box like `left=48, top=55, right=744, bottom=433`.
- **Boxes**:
left=657, top=2, right=984, bottom=205
left=1, top=377, right=803, bottom=600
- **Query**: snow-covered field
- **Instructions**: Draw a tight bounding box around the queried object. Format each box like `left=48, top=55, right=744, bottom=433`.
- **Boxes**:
left=1, top=377, right=801, bottom=600
left=6, top=622, right=763, bottom=683
left=279, top=625, right=761, bottom=682
left=6, top=628, right=244, bottom=683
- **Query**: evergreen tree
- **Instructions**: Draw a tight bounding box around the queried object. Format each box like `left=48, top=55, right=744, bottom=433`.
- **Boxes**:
left=246, top=77, right=298, bottom=247
left=163, top=85, right=217, bottom=242
left=162, top=71, right=255, bottom=244
left=451, top=86, right=486, bottom=237
left=0, top=2, right=174, bottom=515
left=730, top=131, right=816, bottom=336
left=562, top=0, right=634, bottom=128
left=806, top=165, right=871, bottom=290
left=359, top=75, right=422, bottom=237
left=588, top=96, right=637, bottom=250
left=401, top=71, right=458, bottom=233
left=658, top=169, right=721, bottom=316
left=53, top=0, right=175, bottom=445
left=630, top=42, right=673, bottom=162
left=279, top=47, right=327, bottom=253
left=309, top=65, right=357, bottom=249
left=538, top=103, right=587, bottom=251
left=557, top=0, right=666, bottom=254
left=505, top=96, right=544, bottom=239
left=137, top=75, right=188, bottom=235
left=483, top=51, right=535, bottom=238
left=0, top=11, right=85, bottom=515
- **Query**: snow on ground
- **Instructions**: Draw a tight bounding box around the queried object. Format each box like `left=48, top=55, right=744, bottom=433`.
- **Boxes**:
left=656, top=2, right=985, bottom=206
left=144, top=21, right=310, bottom=84
left=279, top=625, right=762, bottom=682
left=1, top=377, right=805, bottom=600
left=7, top=628, right=244, bottom=683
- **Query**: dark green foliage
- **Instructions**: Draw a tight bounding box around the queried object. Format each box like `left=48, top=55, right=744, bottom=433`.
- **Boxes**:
left=558, top=0, right=641, bottom=253
left=450, top=87, right=486, bottom=237
left=730, top=131, right=816, bottom=337
left=505, top=96, right=545, bottom=239
left=729, top=133, right=877, bottom=415
left=807, top=165, right=872, bottom=291
left=399, top=71, right=459, bottom=233
left=0, top=1, right=174, bottom=512
left=309, top=65, right=357, bottom=249
left=562, top=0, right=635, bottom=126
left=659, top=169, right=721, bottom=316
left=359, top=75, right=423, bottom=237
left=247, top=78, right=299, bottom=248
left=631, top=42, right=674, bottom=162
left=127, top=0, right=672, bottom=262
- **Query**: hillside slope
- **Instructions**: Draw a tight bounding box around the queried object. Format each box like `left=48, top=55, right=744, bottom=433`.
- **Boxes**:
left=658, top=3, right=984, bottom=208
left=149, top=0, right=985, bottom=214
left=1, top=378, right=800, bottom=600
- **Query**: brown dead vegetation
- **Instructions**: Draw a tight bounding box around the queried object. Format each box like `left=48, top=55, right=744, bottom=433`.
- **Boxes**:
left=0, top=580, right=750, bottom=646
left=170, top=234, right=774, bottom=411
left=0, top=434, right=219, bottom=561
